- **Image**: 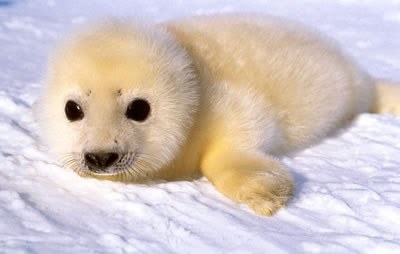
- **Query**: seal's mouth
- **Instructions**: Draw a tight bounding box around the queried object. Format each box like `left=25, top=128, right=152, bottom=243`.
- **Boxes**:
left=65, top=152, right=137, bottom=177
left=61, top=151, right=162, bottom=181
left=83, top=152, right=137, bottom=176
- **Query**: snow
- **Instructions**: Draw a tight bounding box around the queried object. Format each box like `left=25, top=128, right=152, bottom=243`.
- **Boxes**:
left=1, top=0, right=400, bottom=253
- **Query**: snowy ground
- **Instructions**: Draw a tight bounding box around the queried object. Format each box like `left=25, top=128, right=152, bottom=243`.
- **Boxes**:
left=1, top=0, right=400, bottom=253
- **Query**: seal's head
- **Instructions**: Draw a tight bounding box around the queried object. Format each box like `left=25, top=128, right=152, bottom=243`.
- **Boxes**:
left=36, top=20, right=199, bottom=181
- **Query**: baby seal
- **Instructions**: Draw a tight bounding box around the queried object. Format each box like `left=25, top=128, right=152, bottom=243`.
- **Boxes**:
left=35, top=15, right=400, bottom=216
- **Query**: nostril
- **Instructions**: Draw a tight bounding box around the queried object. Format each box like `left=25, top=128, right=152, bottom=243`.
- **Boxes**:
left=104, top=153, right=118, bottom=168
left=84, top=152, right=119, bottom=169
left=85, top=153, right=98, bottom=168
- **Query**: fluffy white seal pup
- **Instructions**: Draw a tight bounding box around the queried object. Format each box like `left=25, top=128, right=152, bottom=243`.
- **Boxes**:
left=35, top=15, right=400, bottom=216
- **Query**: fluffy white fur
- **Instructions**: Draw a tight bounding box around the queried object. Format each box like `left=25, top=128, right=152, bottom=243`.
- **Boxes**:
left=36, top=15, right=400, bottom=216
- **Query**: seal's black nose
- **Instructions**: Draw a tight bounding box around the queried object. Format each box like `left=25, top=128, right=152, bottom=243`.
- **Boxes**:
left=84, top=152, right=119, bottom=169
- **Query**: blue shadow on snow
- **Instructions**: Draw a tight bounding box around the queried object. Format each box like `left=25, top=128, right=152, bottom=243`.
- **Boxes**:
left=0, top=0, right=15, bottom=7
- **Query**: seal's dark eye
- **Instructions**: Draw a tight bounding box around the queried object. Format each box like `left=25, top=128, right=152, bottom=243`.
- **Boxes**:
left=65, top=100, right=84, bottom=121
left=126, top=99, right=151, bottom=122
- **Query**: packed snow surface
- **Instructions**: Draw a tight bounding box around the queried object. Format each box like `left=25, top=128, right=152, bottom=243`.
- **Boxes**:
left=1, top=0, right=400, bottom=253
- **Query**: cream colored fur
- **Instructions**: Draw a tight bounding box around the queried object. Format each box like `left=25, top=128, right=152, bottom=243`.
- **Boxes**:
left=36, top=15, right=400, bottom=216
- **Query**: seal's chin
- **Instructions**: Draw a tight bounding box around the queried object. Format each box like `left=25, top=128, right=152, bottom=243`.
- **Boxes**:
left=83, top=166, right=131, bottom=176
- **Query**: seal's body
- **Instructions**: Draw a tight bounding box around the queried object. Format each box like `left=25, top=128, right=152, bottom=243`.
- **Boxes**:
left=36, top=15, right=400, bottom=215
